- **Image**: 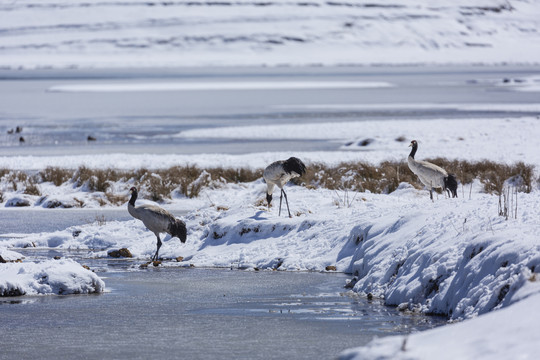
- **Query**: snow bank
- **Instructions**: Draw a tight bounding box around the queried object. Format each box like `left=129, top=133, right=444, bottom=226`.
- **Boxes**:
left=339, top=292, right=540, bottom=360
left=0, top=248, right=24, bottom=263
left=0, top=259, right=105, bottom=296
left=346, top=184, right=540, bottom=320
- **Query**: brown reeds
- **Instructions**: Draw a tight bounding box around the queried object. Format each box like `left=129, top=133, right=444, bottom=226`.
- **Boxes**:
left=0, top=160, right=536, bottom=203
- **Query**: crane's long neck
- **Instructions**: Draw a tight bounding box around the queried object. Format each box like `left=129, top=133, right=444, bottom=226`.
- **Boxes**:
left=129, top=190, right=137, bottom=206
left=127, top=191, right=141, bottom=220
left=409, top=143, right=418, bottom=159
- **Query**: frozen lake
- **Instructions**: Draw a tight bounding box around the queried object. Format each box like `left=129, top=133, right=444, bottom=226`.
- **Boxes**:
left=1, top=65, right=539, bottom=156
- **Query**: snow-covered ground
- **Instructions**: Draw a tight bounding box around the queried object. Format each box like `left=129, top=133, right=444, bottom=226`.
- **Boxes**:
left=1, top=0, right=540, bottom=68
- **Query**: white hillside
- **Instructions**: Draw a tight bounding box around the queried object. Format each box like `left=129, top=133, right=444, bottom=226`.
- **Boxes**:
left=1, top=0, right=540, bottom=68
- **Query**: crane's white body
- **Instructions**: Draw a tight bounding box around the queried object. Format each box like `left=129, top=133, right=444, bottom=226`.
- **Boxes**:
left=407, top=156, right=448, bottom=190
left=128, top=202, right=177, bottom=238
left=407, top=140, right=457, bottom=200
left=128, top=187, right=186, bottom=261
left=263, top=160, right=301, bottom=195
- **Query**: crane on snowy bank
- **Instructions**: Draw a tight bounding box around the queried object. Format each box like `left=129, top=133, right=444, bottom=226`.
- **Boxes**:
left=263, top=157, right=307, bottom=217
left=407, top=140, right=458, bottom=200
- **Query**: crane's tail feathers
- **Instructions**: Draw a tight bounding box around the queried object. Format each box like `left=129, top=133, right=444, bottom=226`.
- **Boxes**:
left=169, top=219, right=187, bottom=243
left=283, top=157, right=307, bottom=177
left=444, top=174, right=458, bottom=198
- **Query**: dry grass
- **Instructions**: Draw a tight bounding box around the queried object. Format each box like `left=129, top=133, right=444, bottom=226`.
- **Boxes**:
left=39, top=166, right=72, bottom=186
left=105, top=192, right=127, bottom=206
left=0, top=161, right=536, bottom=204
left=74, top=166, right=122, bottom=193
left=1, top=170, right=28, bottom=191
left=23, top=179, right=41, bottom=196
left=303, top=161, right=419, bottom=194
left=427, top=158, right=535, bottom=195
left=302, top=159, right=536, bottom=196
left=207, top=167, right=263, bottom=184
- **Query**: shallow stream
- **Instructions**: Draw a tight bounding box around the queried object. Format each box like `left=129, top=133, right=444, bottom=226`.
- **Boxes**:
left=0, top=264, right=446, bottom=360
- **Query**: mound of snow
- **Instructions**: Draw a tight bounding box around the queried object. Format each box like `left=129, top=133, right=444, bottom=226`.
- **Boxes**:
left=346, top=191, right=540, bottom=320
left=0, top=259, right=105, bottom=296
left=339, top=291, right=540, bottom=360
left=5, top=197, right=32, bottom=207
left=0, top=248, right=24, bottom=263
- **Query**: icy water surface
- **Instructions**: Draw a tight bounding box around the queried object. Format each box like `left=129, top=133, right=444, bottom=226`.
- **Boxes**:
left=1, top=65, right=540, bottom=156
left=0, top=208, right=132, bottom=234
left=0, top=266, right=446, bottom=360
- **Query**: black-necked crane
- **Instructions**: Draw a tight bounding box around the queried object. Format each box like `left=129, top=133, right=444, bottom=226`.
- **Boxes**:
left=407, top=140, right=458, bottom=200
left=263, top=157, right=306, bottom=217
left=128, top=187, right=187, bottom=261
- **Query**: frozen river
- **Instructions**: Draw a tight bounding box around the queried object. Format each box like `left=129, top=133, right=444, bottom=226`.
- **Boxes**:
left=0, top=264, right=446, bottom=360
left=1, top=65, right=539, bottom=156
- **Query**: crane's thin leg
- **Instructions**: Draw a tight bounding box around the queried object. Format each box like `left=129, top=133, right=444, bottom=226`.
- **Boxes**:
left=282, top=189, right=292, bottom=218
left=278, top=189, right=284, bottom=216
left=152, top=235, right=162, bottom=261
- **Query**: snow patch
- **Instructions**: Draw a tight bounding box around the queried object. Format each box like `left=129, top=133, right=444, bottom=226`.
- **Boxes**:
left=0, top=259, right=105, bottom=296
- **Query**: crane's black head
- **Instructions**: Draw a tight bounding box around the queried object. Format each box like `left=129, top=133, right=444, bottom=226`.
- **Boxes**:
left=283, top=157, right=306, bottom=176
left=266, top=193, right=273, bottom=206
left=169, top=219, right=187, bottom=243
left=408, top=140, right=418, bottom=158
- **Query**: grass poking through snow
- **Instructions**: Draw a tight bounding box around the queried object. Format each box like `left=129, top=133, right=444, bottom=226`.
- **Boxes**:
left=0, top=160, right=537, bottom=206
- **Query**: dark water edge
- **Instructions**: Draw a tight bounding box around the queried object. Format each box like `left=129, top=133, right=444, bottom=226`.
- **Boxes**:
left=0, top=267, right=446, bottom=360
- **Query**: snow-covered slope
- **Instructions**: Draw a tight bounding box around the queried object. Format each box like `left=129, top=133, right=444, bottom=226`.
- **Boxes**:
left=1, top=0, right=540, bottom=68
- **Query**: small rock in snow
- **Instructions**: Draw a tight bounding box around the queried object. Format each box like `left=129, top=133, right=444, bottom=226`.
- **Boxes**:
left=108, top=248, right=132, bottom=258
